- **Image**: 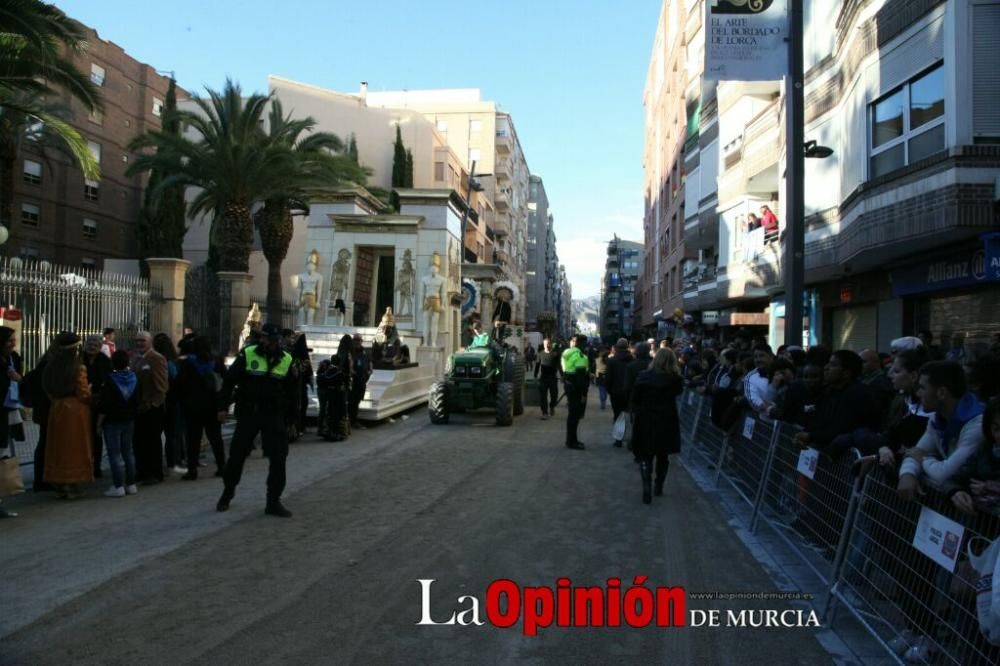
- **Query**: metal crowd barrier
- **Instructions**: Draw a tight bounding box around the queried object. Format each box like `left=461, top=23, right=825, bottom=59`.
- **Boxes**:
left=680, top=388, right=1000, bottom=665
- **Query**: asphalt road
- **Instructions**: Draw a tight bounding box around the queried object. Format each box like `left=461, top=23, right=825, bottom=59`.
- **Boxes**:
left=2, top=392, right=832, bottom=665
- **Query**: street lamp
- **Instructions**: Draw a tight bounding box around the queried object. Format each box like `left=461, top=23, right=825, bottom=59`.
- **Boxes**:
left=804, top=140, right=834, bottom=159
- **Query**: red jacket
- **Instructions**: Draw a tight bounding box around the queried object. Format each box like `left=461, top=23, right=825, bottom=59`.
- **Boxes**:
left=761, top=210, right=779, bottom=233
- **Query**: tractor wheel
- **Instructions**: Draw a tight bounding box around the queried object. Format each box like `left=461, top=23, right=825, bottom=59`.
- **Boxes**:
left=429, top=381, right=449, bottom=424
left=496, top=382, right=514, bottom=426
left=512, top=357, right=525, bottom=416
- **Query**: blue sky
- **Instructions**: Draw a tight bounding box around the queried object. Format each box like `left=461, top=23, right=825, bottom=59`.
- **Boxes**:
left=55, top=0, right=658, bottom=299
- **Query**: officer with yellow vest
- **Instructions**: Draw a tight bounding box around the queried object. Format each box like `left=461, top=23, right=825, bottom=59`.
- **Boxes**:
left=216, top=323, right=299, bottom=517
left=561, top=334, right=591, bottom=450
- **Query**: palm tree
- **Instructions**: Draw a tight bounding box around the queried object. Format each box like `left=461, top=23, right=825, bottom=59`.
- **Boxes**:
left=128, top=79, right=289, bottom=273
left=254, top=100, right=367, bottom=319
left=0, top=0, right=102, bottom=231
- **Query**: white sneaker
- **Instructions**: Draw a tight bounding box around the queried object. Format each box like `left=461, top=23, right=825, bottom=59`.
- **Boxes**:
left=172, top=465, right=188, bottom=475
left=104, top=486, right=126, bottom=498
left=125, top=484, right=138, bottom=495
left=888, top=630, right=918, bottom=656
left=903, top=636, right=934, bottom=663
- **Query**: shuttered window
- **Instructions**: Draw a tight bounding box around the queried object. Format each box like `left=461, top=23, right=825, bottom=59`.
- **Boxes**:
left=833, top=305, right=878, bottom=353
left=972, top=3, right=1000, bottom=138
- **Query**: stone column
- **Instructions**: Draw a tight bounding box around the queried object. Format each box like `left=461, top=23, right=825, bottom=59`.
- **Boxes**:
left=216, top=271, right=253, bottom=356
left=145, top=258, right=190, bottom=342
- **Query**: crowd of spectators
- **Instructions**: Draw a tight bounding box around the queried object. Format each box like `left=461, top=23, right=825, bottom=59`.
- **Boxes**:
left=0, top=324, right=373, bottom=517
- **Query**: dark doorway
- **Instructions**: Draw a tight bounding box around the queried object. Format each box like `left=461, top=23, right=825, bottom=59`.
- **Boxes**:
left=374, top=254, right=396, bottom=326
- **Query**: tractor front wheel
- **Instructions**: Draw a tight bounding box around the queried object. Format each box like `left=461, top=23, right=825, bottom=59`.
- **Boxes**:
left=429, top=381, right=449, bottom=424
left=496, top=382, right=514, bottom=426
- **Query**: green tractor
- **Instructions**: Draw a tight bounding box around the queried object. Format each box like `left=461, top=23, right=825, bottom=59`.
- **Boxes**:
left=428, top=336, right=525, bottom=426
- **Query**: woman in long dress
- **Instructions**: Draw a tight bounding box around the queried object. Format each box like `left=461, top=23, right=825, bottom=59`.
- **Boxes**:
left=630, top=348, right=683, bottom=504
left=43, top=332, right=93, bottom=499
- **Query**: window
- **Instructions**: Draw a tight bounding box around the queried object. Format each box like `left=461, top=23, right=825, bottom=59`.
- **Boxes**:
left=23, top=159, right=42, bottom=184
left=81, top=258, right=97, bottom=269
left=152, top=98, right=163, bottom=117
left=21, top=203, right=40, bottom=226
left=434, top=161, right=444, bottom=181
left=469, top=148, right=481, bottom=164
left=83, top=218, right=98, bottom=240
left=19, top=247, right=39, bottom=259
left=90, top=63, right=105, bottom=86
left=88, top=107, right=103, bottom=125
left=87, top=140, right=102, bottom=163
left=121, top=154, right=128, bottom=163
left=436, top=119, right=448, bottom=132
left=470, top=119, right=481, bottom=133
left=25, top=121, right=42, bottom=141
left=870, top=64, right=945, bottom=178
left=124, top=119, right=132, bottom=128
left=84, top=179, right=99, bottom=201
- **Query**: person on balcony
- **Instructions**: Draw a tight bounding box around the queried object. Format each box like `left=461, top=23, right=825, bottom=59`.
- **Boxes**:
left=760, top=205, right=779, bottom=241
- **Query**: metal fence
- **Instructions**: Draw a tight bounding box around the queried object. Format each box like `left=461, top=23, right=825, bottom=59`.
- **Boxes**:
left=679, top=389, right=1000, bottom=665
left=1, top=257, right=157, bottom=371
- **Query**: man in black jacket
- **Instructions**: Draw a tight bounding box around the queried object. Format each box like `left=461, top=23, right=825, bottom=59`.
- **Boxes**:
left=216, top=323, right=299, bottom=517
left=605, top=338, right=633, bottom=447
left=793, top=350, right=880, bottom=458
left=535, top=337, right=561, bottom=419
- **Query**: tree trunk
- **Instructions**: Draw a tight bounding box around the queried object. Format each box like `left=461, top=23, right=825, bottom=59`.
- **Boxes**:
left=0, top=153, right=15, bottom=233
left=256, top=201, right=294, bottom=321
left=217, top=198, right=253, bottom=272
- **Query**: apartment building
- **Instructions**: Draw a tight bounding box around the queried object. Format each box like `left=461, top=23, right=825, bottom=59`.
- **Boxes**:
left=640, top=0, right=696, bottom=338
left=364, top=89, right=533, bottom=325
left=6, top=23, right=183, bottom=268
left=601, top=237, right=643, bottom=341
left=525, top=175, right=553, bottom=331
left=558, top=265, right=573, bottom=340
left=653, top=0, right=1000, bottom=352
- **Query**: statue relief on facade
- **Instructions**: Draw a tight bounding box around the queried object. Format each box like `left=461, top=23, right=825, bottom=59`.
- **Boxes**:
left=330, top=248, right=352, bottom=303
left=421, top=251, right=446, bottom=347
left=297, top=249, right=324, bottom=326
left=396, top=249, right=416, bottom=317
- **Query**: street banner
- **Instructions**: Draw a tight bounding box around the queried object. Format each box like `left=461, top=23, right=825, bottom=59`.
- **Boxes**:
left=704, top=0, right=788, bottom=81
left=912, top=505, right=965, bottom=573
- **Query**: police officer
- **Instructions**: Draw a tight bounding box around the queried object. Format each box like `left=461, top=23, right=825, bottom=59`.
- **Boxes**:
left=561, top=334, right=591, bottom=450
left=216, top=323, right=299, bottom=517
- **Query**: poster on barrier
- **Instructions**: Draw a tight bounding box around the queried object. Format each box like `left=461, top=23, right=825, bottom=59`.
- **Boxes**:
left=796, top=448, right=819, bottom=479
left=912, top=506, right=965, bottom=573
left=742, top=416, right=755, bottom=439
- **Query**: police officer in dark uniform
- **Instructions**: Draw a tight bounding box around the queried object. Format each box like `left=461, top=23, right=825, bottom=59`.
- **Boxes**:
left=216, top=323, right=299, bottom=517
left=561, top=334, right=591, bottom=450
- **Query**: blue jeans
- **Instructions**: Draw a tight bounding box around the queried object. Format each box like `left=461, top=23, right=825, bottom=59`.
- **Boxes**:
left=104, top=421, right=136, bottom=488
left=597, top=384, right=608, bottom=408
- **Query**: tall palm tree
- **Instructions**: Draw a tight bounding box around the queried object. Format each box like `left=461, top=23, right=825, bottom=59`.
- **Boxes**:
left=0, top=0, right=102, bottom=231
left=128, top=79, right=290, bottom=272
left=254, top=100, right=368, bottom=319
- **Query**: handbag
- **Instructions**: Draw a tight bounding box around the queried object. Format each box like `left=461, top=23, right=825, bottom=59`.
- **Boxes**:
left=612, top=413, right=627, bottom=441
left=0, top=455, right=25, bottom=498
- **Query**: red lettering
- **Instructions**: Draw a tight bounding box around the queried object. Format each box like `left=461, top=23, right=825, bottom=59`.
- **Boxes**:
left=522, top=587, right=555, bottom=636
left=623, top=576, right=654, bottom=627
left=556, top=578, right=571, bottom=626
left=606, top=578, right=622, bottom=627
left=573, top=587, right=605, bottom=627
left=485, top=579, right=520, bottom=628
left=656, top=586, right=687, bottom=626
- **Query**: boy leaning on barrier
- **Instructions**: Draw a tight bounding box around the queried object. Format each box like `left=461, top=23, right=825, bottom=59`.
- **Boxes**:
left=945, top=396, right=1000, bottom=515
left=897, top=361, right=985, bottom=501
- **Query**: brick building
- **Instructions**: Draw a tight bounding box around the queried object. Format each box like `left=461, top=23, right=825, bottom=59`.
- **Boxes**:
left=6, top=23, right=183, bottom=269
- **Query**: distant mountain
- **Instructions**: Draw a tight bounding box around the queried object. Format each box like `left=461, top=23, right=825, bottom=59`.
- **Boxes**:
left=572, top=296, right=601, bottom=326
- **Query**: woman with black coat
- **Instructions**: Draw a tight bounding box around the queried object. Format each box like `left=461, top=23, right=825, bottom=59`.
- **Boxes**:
left=630, top=348, right=684, bottom=504
left=175, top=336, right=226, bottom=479
left=318, top=335, right=353, bottom=441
